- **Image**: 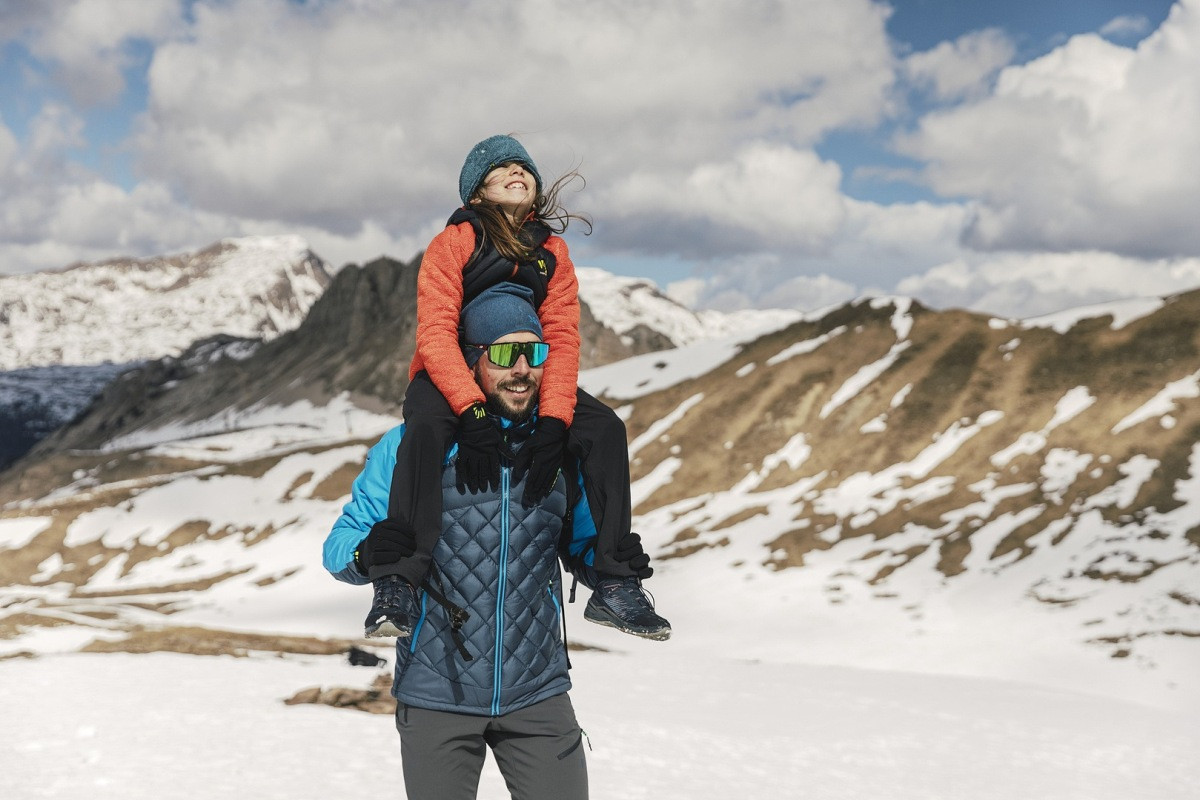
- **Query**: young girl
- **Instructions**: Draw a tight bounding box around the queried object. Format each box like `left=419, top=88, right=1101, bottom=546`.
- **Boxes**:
left=357, top=134, right=670, bottom=642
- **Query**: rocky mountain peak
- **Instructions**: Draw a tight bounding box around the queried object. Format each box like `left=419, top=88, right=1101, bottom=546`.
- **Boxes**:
left=0, top=235, right=331, bottom=370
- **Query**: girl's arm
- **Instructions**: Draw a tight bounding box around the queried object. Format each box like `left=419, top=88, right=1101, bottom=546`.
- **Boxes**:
left=537, top=236, right=581, bottom=425
left=414, top=223, right=488, bottom=415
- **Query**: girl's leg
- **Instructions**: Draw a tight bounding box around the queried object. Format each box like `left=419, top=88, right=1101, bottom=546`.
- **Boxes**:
left=567, top=389, right=634, bottom=577
left=570, top=389, right=671, bottom=640
left=377, top=371, right=458, bottom=587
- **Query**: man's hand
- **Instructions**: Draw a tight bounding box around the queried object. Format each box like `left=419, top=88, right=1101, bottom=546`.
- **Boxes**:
left=356, top=518, right=417, bottom=572
left=515, top=417, right=567, bottom=505
left=616, top=532, right=654, bottom=579
left=455, top=403, right=502, bottom=494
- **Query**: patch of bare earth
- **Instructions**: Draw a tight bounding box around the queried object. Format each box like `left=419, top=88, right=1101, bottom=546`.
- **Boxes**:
left=80, top=625, right=363, bottom=657
left=286, top=672, right=396, bottom=714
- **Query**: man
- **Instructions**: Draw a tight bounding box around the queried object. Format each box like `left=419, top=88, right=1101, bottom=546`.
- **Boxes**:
left=324, top=283, right=652, bottom=799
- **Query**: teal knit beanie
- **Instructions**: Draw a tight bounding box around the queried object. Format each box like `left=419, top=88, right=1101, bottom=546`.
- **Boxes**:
left=458, top=135, right=542, bottom=206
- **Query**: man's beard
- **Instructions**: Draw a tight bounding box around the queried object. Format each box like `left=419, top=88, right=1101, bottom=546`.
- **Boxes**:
left=484, top=377, right=538, bottom=423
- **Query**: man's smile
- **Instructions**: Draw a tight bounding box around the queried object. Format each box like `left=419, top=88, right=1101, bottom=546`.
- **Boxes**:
left=499, top=379, right=534, bottom=396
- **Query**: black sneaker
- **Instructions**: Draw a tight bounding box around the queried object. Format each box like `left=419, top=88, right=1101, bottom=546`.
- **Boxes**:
left=584, top=577, right=671, bottom=641
left=364, top=574, right=418, bottom=639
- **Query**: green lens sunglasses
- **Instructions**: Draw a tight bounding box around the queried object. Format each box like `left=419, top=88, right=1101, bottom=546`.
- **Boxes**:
left=469, top=341, right=550, bottom=368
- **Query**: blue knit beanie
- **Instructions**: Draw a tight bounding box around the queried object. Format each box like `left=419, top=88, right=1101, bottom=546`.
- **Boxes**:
left=460, top=282, right=544, bottom=367
left=458, top=135, right=542, bottom=206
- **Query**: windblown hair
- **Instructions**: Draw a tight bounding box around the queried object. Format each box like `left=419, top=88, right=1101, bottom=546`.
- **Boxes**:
left=470, top=170, right=593, bottom=263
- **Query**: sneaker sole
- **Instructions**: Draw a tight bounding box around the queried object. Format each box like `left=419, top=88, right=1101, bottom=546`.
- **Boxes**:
left=583, top=605, right=671, bottom=641
left=364, top=620, right=412, bottom=639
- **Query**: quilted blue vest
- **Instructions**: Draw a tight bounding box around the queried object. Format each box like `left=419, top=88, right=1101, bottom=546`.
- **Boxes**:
left=392, top=461, right=571, bottom=716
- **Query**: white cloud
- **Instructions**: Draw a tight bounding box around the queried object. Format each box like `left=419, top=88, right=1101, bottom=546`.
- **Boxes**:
left=289, top=218, right=431, bottom=273
left=1, top=0, right=1198, bottom=323
left=666, top=253, right=858, bottom=313
left=840, top=199, right=970, bottom=269
left=131, top=0, right=895, bottom=235
left=17, top=0, right=184, bottom=105
left=1099, top=15, right=1152, bottom=39
left=0, top=120, right=18, bottom=170
left=903, top=28, right=1016, bottom=101
left=896, top=251, right=1200, bottom=318
left=896, top=0, right=1200, bottom=258
left=598, top=144, right=848, bottom=258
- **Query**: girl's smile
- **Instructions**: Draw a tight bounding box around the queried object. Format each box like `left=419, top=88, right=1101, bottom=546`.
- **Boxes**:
left=474, top=162, right=537, bottom=221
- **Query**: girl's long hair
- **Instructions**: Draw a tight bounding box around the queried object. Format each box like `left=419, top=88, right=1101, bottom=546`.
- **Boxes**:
left=470, top=170, right=593, bottom=262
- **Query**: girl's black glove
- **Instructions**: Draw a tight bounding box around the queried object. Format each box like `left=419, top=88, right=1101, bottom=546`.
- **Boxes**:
left=455, top=403, right=502, bottom=494
left=356, top=518, right=417, bottom=577
left=616, top=532, right=654, bottom=578
left=515, top=417, right=567, bottom=505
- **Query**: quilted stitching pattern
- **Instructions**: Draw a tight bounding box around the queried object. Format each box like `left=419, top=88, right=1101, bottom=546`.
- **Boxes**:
left=395, top=463, right=571, bottom=715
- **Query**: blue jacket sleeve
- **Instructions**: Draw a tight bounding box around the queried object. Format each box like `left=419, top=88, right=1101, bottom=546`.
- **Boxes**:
left=322, top=425, right=405, bottom=585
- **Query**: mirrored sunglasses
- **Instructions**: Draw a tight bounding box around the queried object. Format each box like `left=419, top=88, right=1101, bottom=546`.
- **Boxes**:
left=470, top=341, right=549, bottom=368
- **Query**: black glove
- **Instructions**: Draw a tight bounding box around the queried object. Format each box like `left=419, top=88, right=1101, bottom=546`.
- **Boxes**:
left=455, top=403, right=502, bottom=494
left=616, top=532, right=654, bottom=579
left=515, top=417, right=567, bottom=505
left=356, top=517, right=417, bottom=574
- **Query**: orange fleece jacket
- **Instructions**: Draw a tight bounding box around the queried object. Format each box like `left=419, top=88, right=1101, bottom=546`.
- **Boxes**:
left=408, top=220, right=581, bottom=425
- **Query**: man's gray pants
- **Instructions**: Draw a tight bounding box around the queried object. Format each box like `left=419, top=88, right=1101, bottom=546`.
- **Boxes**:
left=395, top=692, right=588, bottom=800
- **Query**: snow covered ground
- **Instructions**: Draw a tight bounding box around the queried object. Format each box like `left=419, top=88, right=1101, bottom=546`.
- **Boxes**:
left=2, top=648, right=1196, bottom=800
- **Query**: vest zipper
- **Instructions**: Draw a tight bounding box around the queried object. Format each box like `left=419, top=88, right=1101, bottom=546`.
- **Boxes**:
left=409, top=591, right=428, bottom=654
left=548, top=584, right=562, bottom=623
left=491, top=464, right=511, bottom=716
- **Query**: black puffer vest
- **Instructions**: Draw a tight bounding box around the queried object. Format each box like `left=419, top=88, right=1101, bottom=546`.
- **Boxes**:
left=449, top=208, right=558, bottom=309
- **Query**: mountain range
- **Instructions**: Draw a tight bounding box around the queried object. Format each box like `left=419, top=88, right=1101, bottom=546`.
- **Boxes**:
left=0, top=240, right=1197, bottom=711
left=0, top=235, right=331, bottom=371
left=0, top=236, right=332, bottom=469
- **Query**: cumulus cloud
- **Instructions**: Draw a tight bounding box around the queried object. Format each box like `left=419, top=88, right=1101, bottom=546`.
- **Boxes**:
left=597, top=144, right=848, bottom=258
left=896, top=251, right=1200, bottom=318
left=131, top=0, right=895, bottom=236
left=0, top=119, right=20, bottom=171
left=0, top=97, right=418, bottom=274
left=1099, top=15, right=1152, bottom=39
left=2, top=0, right=1198, bottom=324
left=903, top=28, right=1016, bottom=101
left=11, top=0, right=184, bottom=105
left=896, top=0, right=1200, bottom=259
left=666, top=254, right=858, bottom=312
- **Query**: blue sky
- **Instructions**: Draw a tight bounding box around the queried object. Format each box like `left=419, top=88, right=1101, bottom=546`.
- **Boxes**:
left=887, top=0, right=1174, bottom=53
left=1, top=0, right=1197, bottom=318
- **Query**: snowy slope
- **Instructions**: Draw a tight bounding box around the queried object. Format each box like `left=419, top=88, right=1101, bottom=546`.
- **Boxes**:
left=0, top=235, right=330, bottom=370
left=584, top=294, right=1200, bottom=707
left=3, top=290, right=1199, bottom=713
left=576, top=266, right=801, bottom=347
